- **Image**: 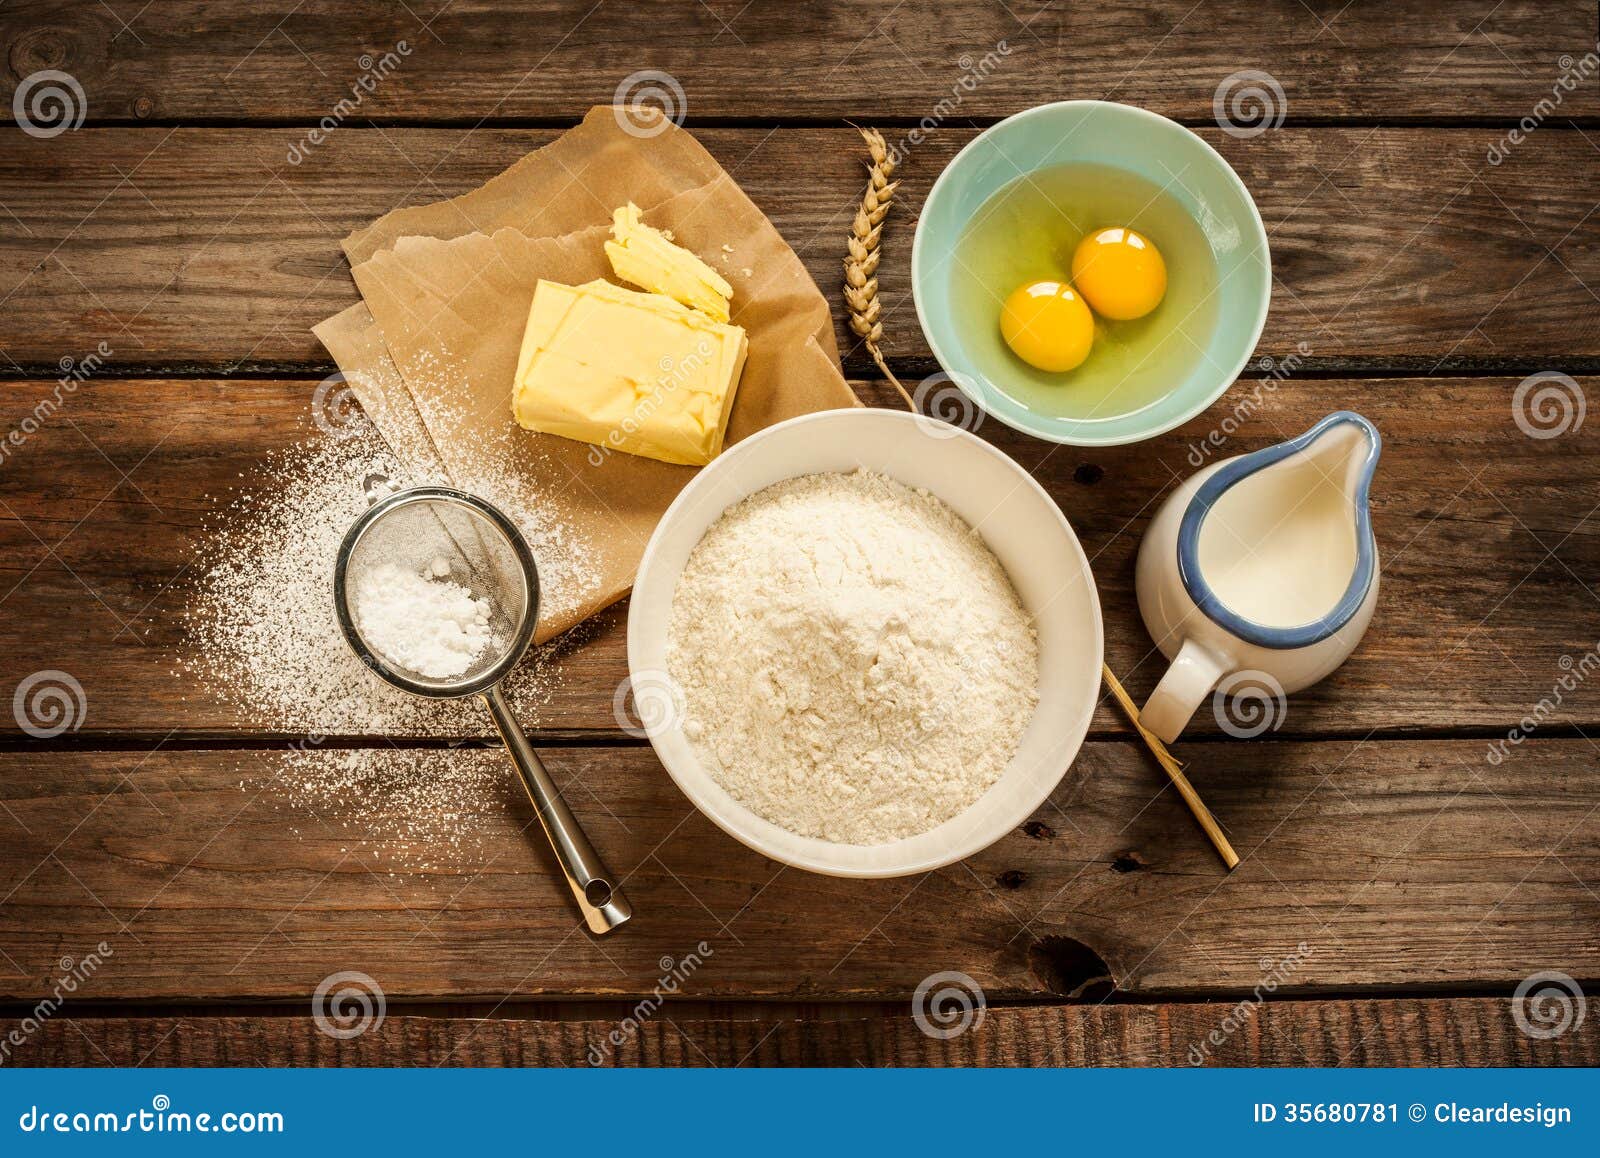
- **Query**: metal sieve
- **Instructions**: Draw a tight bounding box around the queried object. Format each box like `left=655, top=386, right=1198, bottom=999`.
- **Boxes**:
left=333, top=481, right=631, bottom=934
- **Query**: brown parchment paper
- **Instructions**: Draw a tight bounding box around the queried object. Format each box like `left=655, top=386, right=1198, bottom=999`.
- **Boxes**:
left=316, top=106, right=859, bottom=642
left=311, top=301, right=449, bottom=483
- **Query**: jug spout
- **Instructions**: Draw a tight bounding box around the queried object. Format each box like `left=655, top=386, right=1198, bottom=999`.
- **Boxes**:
left=1299, top=411, right=1382, bottom=511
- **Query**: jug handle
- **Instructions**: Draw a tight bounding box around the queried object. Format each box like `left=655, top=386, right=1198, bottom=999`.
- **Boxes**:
left=1140, top=638, right=1232, bottom=744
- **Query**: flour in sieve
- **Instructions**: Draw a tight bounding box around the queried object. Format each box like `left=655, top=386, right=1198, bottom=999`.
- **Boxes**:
left=666, top=470, right=1040, bottom=845
left=352, top=560, right=497, bottom=680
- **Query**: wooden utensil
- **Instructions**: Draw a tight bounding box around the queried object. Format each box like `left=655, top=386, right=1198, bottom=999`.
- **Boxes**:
left=1102, top=663, right=1240, bottom=870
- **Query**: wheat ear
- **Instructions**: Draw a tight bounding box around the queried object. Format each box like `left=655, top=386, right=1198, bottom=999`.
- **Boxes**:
left=843, top=127, right=915, bottom=411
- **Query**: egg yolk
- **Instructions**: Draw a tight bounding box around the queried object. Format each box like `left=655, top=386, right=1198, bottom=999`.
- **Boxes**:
left=999, top=280, right=1094, bottom=372
left=1070, top=227, right=1167, bottom=321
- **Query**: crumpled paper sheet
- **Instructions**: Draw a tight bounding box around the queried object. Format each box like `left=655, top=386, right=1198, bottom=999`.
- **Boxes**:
left=315, top=107, right=859, bottom=641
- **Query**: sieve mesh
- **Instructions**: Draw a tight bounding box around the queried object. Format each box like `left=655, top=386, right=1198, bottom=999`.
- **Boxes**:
left=334, top=489, right=539, bottom=698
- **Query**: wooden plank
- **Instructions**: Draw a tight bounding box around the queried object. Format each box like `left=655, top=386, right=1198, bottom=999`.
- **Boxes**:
left=0, top=740, right=1594, bottom=1000
left=1, top=126, right=1596, bottom=369
left=10, top=999, right=1598, bottom=1066
left=3, top=1, right=1592, bottom=122
left=0, top=376, right=1595, bottom=739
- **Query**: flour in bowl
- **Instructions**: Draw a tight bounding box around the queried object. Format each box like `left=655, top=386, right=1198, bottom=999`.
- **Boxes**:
left=666, top=470, right=1039, bottom=845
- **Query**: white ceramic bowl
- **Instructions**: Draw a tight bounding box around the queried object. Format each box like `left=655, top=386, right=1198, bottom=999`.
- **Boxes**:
left=627, top=408, right=1104, bottom=877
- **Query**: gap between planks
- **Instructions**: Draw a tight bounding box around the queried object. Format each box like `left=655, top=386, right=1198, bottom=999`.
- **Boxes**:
left=6, top=356, right=1600, bottom=382
left=4, top=721, right=1593, bottom=754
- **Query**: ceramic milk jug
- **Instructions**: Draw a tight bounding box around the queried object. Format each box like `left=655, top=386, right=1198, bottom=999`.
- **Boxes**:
left=1135, top=411, right=1381, bottom=743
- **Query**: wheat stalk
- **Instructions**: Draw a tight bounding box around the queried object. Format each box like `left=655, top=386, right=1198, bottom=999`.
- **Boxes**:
left=843, top=127, right=915, bottom=411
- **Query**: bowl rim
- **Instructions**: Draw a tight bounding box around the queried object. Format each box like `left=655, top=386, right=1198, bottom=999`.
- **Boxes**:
left=626, top=407, right=1105, bottom=877
left=910, top=98, right=1272, bottom=447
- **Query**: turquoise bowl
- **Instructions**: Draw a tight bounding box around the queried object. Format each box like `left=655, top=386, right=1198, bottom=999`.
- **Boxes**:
left=912, top=101, right=1271, bottom=446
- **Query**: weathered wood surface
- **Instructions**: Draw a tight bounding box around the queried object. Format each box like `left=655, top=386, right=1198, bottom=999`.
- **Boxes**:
left=11, top=999, right=1598, bottom=1067
left=1, top=127, right=1596, bottom=370
left=0, top=376, right=1593, bottom=739
left=0, top=740, right=1594, bottom=1001
left=2, top=0, right=1596, bottom=1061
left=3, top=1, right=1591, bottom=123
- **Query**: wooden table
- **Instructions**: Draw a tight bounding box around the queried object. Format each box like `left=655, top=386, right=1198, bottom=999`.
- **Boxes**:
left=2, top=1, right=1598, bottom=1067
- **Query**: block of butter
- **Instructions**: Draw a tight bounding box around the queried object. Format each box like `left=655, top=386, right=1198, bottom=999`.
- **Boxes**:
left=512, top=278, right=748, bottom=466
left=604, top=202, right=734, bottom=323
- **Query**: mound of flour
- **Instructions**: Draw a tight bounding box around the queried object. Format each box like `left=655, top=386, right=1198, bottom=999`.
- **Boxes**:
left=666, top=470, right=1039, bottom=845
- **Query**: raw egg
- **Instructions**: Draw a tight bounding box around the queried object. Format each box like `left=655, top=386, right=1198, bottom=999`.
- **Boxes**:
left=999, top=280, right=1094, bottom=372
left=1070, top=227, right=1167, bottom=321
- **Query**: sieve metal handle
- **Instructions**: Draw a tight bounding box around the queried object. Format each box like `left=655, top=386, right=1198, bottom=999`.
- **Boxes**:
left=481, top=684, right=633, bottom=935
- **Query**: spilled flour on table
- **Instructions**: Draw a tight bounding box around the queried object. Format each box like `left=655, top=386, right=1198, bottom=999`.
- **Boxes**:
left=252, top=748, right=517, bottom=874
left=183, top=425, right=601, bottom=866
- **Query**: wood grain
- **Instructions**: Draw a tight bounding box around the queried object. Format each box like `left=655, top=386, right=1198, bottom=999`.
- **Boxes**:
left=1, top=0, right=1594, bottom=1064
left=1, top=126, right=1596, bottom=370
left=10, top=999, right=1598, bottom=1067
left=0, top=740, right=1594, bottom=1001
left=0, top=376, right=1594, bottom=739
left=4, top=2, right=1592, bottom=124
